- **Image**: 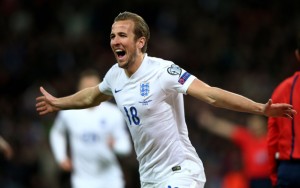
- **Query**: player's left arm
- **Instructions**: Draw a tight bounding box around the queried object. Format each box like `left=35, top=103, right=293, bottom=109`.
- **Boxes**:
left=187, top=78, right=296, bottom=118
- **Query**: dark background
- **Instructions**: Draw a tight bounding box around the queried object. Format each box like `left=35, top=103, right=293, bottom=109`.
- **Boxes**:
left=0, top=0, right=299, bottom=187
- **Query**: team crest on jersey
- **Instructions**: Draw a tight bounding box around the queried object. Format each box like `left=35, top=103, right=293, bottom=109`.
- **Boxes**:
left=167, top=64, right=182, bottom=76
left=140, top=82, right=150, bottom=97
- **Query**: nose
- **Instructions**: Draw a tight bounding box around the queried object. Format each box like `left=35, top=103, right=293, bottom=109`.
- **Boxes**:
left=111, top=36, right=120, bottom=46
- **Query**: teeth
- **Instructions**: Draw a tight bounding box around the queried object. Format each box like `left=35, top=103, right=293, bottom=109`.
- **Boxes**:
left=116, top=49, right=122, bottom=52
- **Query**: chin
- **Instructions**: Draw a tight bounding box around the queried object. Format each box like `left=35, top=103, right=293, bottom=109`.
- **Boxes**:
left=118, top=61, right=129, bottom=69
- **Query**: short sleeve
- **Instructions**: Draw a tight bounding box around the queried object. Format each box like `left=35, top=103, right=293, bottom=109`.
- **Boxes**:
left=99, top=67, right=114, bottom=96
left=160, top=64, right=196, bottom=94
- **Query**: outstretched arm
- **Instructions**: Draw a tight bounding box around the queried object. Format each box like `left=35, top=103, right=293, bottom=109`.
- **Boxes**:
left=187, top=78, right=296, bottom=118
left=36, top=85, right=112, bottom=115
left=197, top=110, right=236, bottom=139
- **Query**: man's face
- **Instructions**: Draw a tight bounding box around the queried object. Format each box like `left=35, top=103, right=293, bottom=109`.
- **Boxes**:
left=110, top=20, right=138, bottom=69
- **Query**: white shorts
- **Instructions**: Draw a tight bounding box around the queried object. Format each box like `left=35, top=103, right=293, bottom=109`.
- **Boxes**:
left=141, top=160, right=206, bottom=188
left=72, top=175, right=125, bottom=188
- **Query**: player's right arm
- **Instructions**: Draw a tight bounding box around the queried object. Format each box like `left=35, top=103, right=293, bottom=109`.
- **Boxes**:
left=36, top=85, right=112, bottom=115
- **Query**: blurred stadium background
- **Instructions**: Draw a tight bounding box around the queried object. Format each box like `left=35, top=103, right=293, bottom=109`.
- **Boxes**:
left=0, top=0, right=299, bottom=187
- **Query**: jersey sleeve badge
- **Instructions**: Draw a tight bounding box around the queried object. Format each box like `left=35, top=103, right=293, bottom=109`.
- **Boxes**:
left=167, top=64, right=182, bottom=76
left=178, top=72, right=191, bottom=85
left=167, top=64, right=192, bottom=85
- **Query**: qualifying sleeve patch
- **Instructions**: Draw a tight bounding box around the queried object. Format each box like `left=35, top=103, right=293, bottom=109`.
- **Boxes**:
left=178, top=72, right=191, bottom=85
left=167, top=64, right=182, bottom=76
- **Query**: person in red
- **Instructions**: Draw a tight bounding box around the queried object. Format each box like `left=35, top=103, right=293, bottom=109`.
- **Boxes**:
left=267, top=35, right=300, bottom=188
left=198, top=110, right=272, bottom=188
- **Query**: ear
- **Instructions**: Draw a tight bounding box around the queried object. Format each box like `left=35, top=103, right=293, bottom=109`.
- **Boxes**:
left=295, top=49, right=300, bottom=62
left=137, top=37, right=146, bottom=50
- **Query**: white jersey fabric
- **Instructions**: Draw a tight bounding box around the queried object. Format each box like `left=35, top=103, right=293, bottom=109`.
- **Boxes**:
left=99, top=54, right=205, bottom=183
left=50, top=101, right=132, bottom=188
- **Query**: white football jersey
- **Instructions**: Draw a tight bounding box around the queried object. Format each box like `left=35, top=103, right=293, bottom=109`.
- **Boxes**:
left=99, top=54, right=204, bottom=183
left=50, top=101, right=132, bottom=188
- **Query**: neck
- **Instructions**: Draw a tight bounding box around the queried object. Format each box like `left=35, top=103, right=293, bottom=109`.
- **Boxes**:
left=125, top=53, right=145, bottom=77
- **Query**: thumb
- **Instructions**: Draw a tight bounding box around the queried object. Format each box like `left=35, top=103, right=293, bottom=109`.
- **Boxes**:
left=40, top=86, right=47, bottom=95
left=267, top=99, right=272, bottom=106
left=40, top=86, right=52, bottom=98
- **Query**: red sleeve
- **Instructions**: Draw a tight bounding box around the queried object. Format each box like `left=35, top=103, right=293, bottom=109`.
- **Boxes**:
left=267, top=116, right=279, bottom=186
left=267, top=81, right=287, bottom=186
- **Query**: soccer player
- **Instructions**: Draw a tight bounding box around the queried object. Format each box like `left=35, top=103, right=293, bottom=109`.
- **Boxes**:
left=267, top=34, right=300, bottom=188
left=198, top=110, right=271, bottom=188
left=36, top=12, right=296, bottom=188
left=49, top=69, right=132, bottom=188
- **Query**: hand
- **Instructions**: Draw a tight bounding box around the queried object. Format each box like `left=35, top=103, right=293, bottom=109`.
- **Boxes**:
left=36, top=87, right=60, bottom=115
left=263, top=99, right=297, bottom=119
left=60, top=158, right=72, bottom=172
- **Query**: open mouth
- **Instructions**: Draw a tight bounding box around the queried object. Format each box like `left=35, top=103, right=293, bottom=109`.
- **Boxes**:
left=116, top=49, right=126, bottom=59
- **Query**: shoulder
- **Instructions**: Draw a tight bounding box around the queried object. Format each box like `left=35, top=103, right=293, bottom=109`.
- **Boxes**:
left=54, top=110, right=76, bottom=124
left=101, top=63, right=123, bottom=87
left=146, top=55, right=184, bottom=80
left=106, top=63, right=122, bottom=75
left=57, top=110, right=72, bottom=117
left=146, top=55, right=174, bottom=69
left=273, top=73, right=299, bottom=94
left=57, top=109, right=82, bottom=118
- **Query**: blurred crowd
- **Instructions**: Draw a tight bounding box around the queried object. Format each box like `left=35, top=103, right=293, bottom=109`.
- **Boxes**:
left=0, top=0, right=299, bottom=188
